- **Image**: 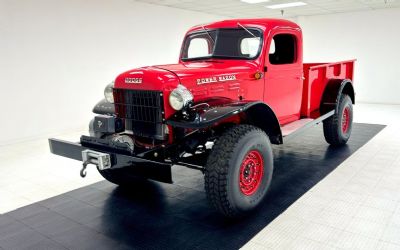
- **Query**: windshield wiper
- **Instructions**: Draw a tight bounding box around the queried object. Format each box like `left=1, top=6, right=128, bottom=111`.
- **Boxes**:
left=201, top=25, right=215, bottom=43
left=181, top=56, right=213, bottom=62
left=237, top=22, right=257, bottom=38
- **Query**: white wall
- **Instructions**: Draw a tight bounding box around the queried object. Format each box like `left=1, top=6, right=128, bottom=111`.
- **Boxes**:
left=297, top=8, right=400, bottom=105
left=0, top=0, right=226, bottom=145
left=2, top=1, right=399, bottom=145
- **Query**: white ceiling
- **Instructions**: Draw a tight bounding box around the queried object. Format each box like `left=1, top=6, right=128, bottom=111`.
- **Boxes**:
left=133, top=0, right=400, bottom=18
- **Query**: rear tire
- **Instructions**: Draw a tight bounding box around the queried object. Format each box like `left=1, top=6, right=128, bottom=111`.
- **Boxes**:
left=204, top=124, right=273, bottom=218
left=323, top=94, right=353, bottom=146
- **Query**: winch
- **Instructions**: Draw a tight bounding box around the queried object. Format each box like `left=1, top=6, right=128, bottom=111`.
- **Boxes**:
left=80, top=149, right=111, bottom=177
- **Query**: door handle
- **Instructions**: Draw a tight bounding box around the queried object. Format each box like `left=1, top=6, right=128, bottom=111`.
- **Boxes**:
left=296, top=76, right=305, bottom=80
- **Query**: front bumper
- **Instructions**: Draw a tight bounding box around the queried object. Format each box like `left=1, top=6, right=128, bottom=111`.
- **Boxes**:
left=49, top=137, right=173, bottom=183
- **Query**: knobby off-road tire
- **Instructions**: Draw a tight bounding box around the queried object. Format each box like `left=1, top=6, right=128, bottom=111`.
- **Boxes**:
left=323, top=94, right=353, bottom=146
left=204, top=124, right=274, bottom=218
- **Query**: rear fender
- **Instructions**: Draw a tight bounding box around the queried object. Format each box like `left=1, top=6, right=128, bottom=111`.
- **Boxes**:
left=320, top=79, right=355, bottom=115
left=167, top=100, right=282, bottom=144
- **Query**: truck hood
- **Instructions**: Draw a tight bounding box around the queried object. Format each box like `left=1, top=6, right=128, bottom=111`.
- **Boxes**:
left=114, top=61, right=260, bottom=96
left=114, top=66, right=180, bottom=91
left=157, top=61, right=260, bottom=87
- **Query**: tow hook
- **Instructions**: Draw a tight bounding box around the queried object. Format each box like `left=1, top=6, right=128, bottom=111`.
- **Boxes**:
left=80, top=149, right=112, bottom=178
left=80, top=161, right=89, bottom=178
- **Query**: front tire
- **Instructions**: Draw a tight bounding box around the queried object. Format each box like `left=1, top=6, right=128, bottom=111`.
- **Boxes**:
left=323, top=94, right=353, bottom=146
left=204, top=125, right=273, bottom=218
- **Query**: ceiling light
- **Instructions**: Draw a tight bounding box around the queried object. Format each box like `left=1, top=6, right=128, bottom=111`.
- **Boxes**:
left=265, top=1, right=307, bottom=9
left=240, top=0, right=270, bottom=4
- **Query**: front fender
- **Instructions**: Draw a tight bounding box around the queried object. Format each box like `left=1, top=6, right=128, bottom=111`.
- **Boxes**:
left=167, top=102, right=247, bottom=129
left=167, top=99, right=282, bottom=144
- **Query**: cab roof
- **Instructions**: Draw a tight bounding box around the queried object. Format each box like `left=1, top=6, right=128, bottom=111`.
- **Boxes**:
left=187, top=18, right=300, bottom=34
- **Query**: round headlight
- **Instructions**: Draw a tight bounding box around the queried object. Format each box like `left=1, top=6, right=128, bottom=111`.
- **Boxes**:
left=104, top=82, right=114, bottom=103
left=169, top=85, right=193, bottom=111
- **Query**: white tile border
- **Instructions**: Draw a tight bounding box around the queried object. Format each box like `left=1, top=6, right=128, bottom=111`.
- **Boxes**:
left=242, top=104, right=400, bottom=249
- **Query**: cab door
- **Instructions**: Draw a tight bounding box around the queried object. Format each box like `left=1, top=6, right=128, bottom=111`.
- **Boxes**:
left=264, top=31, right=303, bottom=125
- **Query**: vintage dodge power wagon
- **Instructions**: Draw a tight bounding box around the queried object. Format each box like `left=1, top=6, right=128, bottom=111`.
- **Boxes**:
left=49, top=18, right=355, bottom=217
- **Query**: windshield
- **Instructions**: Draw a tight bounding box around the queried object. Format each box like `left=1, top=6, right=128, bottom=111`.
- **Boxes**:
left=181, top=28, right=263, bottom=61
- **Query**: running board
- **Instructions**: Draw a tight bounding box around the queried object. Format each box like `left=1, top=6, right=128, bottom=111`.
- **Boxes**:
left=282, top=110, right=334, bottom=140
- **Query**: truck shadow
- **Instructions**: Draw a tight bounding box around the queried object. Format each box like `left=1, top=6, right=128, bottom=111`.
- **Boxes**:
left=95, top=123, right=385, bottom=249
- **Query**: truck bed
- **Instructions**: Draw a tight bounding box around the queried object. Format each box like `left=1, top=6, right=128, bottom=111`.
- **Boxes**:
left=301, top=60, right=355, bottom=118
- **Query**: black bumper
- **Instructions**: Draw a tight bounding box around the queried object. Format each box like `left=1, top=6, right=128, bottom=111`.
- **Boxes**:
left=49, top=138, right=173, bottom=183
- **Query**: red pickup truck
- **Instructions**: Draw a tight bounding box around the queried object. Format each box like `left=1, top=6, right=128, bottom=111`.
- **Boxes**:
left=49, top=18, right=355, bottom=217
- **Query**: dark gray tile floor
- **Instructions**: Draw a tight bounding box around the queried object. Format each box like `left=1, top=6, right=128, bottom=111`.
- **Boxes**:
left=0, top=123, right=385, bottom=250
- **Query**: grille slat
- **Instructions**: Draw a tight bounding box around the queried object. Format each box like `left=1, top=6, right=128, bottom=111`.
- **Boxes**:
left=113, top=89, right=164, bottom=139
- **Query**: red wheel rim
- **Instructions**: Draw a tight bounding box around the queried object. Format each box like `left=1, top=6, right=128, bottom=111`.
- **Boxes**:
left=239, top=150, right=264, bottom=196
left=342, top=106, right=350, bottom=134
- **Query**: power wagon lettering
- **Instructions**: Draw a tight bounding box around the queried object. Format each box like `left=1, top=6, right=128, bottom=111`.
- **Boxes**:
left=197, top=75, right=237, bottom=85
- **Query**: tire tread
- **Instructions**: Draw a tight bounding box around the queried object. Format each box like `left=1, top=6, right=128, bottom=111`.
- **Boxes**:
left=204, top=124, right=266, bottom=217
left=323, top=94, right=352, bottom=146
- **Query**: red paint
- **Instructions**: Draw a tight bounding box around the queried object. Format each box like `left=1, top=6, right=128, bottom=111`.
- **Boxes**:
left=239, top=150, right=264, bottom=196
left=342, top=106, right=350, bottom=133
left=302, top=60, right=355, bottom=118
left=113, top=18, right=355, bottom=141
left=263, top=28, right=303, bottom=125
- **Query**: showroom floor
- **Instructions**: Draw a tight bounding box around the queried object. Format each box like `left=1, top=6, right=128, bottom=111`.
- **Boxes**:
left=1, top=103, right=400, bottom=249
left=244, top=104, right=400, bottom=250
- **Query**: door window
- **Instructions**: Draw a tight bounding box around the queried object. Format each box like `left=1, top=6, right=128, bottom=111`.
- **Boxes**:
left=269, top=34, right=296, bottom=65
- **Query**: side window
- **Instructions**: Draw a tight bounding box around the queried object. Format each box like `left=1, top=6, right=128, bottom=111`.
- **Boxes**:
left=269, top=34, right=296, bottom=65
left=187, top=38, right=211, bottom=58
left=269, top=38, right=275, bottom=54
